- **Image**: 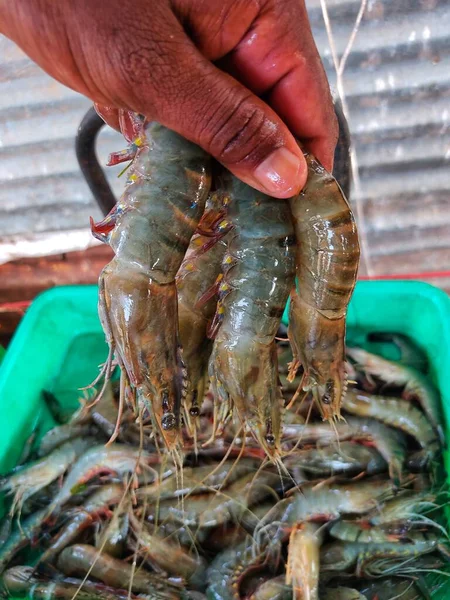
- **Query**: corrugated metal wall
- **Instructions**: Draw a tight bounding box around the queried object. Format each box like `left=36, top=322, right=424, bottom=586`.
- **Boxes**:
left=0, top=0, right=449, bottom=279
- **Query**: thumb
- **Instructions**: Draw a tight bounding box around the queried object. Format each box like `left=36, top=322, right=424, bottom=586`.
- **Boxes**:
left=126, top=42, right=307, bottom=198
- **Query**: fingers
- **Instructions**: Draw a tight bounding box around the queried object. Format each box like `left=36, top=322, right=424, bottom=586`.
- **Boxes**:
left=225, top=1, right=338, bottom=170
left=176, top=0, right=338, bottom=171
left=117, top=28, right=308, bottom=197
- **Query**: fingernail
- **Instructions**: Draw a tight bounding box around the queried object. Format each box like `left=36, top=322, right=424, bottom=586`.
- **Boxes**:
left=254, top=147, right=304, bottom=197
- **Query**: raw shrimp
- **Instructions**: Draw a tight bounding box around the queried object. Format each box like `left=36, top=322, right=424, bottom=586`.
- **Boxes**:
left=329, top=520, right=410, bottom=544
left=137, top=458, right=258, bottom=501
left=288, top=152, right=360, bottom=421
left=208, top=171, right=296, bottom=458
left=92, top=118, right=211, bottom=450
left=358, top=577, right=431, bottom=600
left=151, top=468, right=284, bottom=531
left=56, top=544, right=183, bottom=597
left=38, top=424, right=96, bottom=457
left=286, top=522, right=322, bottom=600
left=94, top=498, right=130, bottom=558
left=255, top=478, right=398, bottom=551
left=320, top=533, right=442, bottom=578
left=365, top=491, right=445, bottom=535
left=206, top=540, right=266, bottom=600
left=366, top=332, right=429, bottom=372
left=128, top=512, right=206, bottom=588
left=250, top=575, right=292, bottom=600
left=283, top=416, right=407, bottom=483
left=342, top=390, right=440, bottom=459
left=0, top=508, right=48, bottom=574
left=284, top=441, right=387, bottom=477
left=177, top=203, right=230, bottom=430
left=3, top=565, right=177, bottom=600
left=40, top=484, right=123, bottom=563
left=49, top=445, right=156, bottom=514
left=0, top=438, right=91, bottom=517
left=206, top=542, right=248, bottom=600
left=347, top=347, right=444, bottom=444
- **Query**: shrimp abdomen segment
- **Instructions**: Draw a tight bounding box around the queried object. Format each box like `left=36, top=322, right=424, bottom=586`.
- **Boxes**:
left=291, top=153, right=359, bottom=312
left=288, top=152, right=360, bottom=421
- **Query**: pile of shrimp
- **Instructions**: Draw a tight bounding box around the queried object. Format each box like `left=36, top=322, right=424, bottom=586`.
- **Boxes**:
left=0, top=335, right=449, bottom=600
left=87, top=111, right=360, bottom=463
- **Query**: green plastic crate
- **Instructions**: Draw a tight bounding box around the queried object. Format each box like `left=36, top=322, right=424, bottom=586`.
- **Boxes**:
left=0, top=281, right=449, bottom=596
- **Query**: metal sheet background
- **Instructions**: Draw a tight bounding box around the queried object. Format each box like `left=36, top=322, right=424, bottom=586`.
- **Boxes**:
left=0, top=0, right=449, bottom=280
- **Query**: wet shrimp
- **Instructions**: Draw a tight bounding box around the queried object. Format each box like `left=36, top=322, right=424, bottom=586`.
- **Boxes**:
left=342, top=389, right=440, bottom=460
left=48, top=445, right=157, bottom=515
left=0, top=508, right=49, bottom=574
left=206, top=540, right=267, bottom=600
left=2, top=566, right=163, bottom=600
left=150, top=468, right=284, bottom=533
left=38, top=424, right=96, bottom=457
left=358, top=576, right=434, bottom=600
left=347, top=346, right=444, bottom=444
left=40, top=484, right=123, bottom=563
left=0, top=438, right=92, bottom=518
left=208, top=171, right=296, bottom=459
left=283, top=416, right=407, bottom=483
left=56, top=544, right=183, bottom=597
left=92, top=117, right=211, bottom=450
left=286, top=522, right=323, bottom=600
left=137, top=458, right=258, bottom=502
left=329, top=519, right=413, bottom=544
left=254, top=478, right=398, bottom=551
left=365, top=490, right=446, bottom=535
left=321, top=532, right=444, bottom=579
left=283, top=441, right=387, bottom=478
left=288, top=152, right=360, bottom=421
left=177, top=198, right=230, bottom=431
left=128, top=512, right=206, bottom=588
left=249, top=575, right=292, bottom=600
left=94, top=497, right=130, bottom=558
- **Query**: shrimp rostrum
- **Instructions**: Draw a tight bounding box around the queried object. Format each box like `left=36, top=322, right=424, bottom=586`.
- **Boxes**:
left=288, top=151, right=360, bottom=421
left=91, top=117, right=211, bottom=451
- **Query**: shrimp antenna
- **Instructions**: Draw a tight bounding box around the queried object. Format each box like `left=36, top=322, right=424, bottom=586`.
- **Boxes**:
left=319, top=0, right=372, bottom=276
left=67, top=401, right=150, bottom=600
left=283, top=398, right=315, bottom=457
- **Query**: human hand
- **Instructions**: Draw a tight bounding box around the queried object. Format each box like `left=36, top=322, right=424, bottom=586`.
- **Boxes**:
left=0, top=0, right=337, bottom=198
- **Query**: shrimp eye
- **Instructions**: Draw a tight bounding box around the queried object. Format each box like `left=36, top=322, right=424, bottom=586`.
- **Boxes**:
left=322, top=394, right=332, bottom=404
left=265, top=434, right=275, bottom=446
left=161, top=413, right=176, bottom=430
left=189, top=406, right=200, bottom=417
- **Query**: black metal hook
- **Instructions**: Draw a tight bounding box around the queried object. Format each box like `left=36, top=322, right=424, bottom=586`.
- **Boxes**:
left=75, top=107, right=117, bottom=216
left=75, top=103, right=352, bottom=217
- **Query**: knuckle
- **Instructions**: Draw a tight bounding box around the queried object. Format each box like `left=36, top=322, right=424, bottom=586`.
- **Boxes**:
left=202, top=95, right=281, bottom=166
left=110, top=26, right=183, bottom=116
